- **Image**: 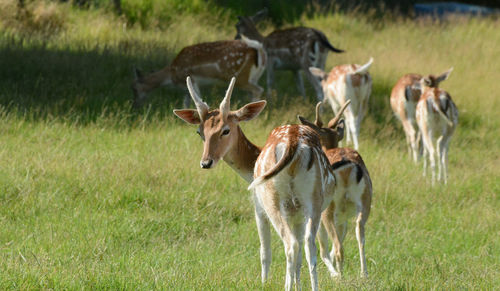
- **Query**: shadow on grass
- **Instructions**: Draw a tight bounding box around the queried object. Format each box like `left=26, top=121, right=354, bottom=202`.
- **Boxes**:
left=0, top=37, right=177, bottom=123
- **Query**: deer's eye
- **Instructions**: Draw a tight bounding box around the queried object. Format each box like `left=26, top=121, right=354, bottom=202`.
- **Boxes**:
left=221, top=129, right=230, bottom=136
left=197, top=128, right=205, bottom=141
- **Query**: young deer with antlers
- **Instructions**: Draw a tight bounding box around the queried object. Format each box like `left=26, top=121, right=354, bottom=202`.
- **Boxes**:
left=132, top=37, right=266, bottom=108
left=235, top=9, right=344, bottom=101
left=298, top=101, right=372, bottom=278
left=174, top=76, right=349, bottom=290
left=309, top=57, right=373, bottom=150
left=390, top=68, right=453, bottom=163
left=416, top=74, right=458, bottom=185
left=247, top=117, right=337, bottom=291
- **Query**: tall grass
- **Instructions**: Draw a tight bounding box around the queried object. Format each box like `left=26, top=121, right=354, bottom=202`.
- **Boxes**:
left=0, top=1, right=499, bottom=289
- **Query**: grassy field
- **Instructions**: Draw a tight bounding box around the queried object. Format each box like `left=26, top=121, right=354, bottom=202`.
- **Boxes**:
left=0, top=1, right=499, bottom=290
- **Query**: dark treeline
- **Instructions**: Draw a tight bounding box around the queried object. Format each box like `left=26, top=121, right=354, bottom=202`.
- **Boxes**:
left=214, top=0, right=500, bottom=24
left=16, top=0, right=500, bottom=26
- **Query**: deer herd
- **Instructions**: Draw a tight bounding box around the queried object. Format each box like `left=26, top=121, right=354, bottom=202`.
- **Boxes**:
left=142, top=8, right=459, bottom=291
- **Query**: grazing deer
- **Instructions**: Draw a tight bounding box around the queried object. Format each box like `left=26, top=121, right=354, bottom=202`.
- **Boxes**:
left=416, top=76, right=458, bottom=185
left=298, top=101, right=372, bottom=278
left=235, top=8, right=344, bottom=101
left=174, top=76, right=348, bottom=289
left=309, top=57, right=373, bottom=150
left=132, top=37, right=266, bottom=108
left=248, top=123, right=337, bottom=291
left=390, top=68, right=453, bottom=162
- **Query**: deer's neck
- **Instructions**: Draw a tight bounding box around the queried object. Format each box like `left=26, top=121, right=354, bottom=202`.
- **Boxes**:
left=245, top=26, right=266, bottom=44
left=223, top=126, right=261, bottom=184
left=140, top=68, right=172, bottom=92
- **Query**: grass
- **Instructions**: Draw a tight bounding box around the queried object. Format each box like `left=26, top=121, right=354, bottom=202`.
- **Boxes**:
left=0, top=1, right=499, bottom=290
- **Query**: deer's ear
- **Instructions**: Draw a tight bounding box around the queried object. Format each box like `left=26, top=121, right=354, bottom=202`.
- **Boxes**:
left=436, top=67, right=453, bottom=84
left=422, top=77, right=432, bottom=87
left=309, top=67, right=327, bottom=80
left=298, top=115, right=320, bottom=131
left=336, top=119, right=345, bottom=141
left=173, top=109, right=201, bottom=124
left=134, top=67, right=144, bottom=81
left=251, top=8, right=268, bottom=23
left=234, top=100, right=267, bottom=122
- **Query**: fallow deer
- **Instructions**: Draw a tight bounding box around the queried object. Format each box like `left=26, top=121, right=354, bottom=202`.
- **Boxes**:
left=235, top=9, right=344, bottom=101
left=174, top=76, right=348, bottom=289
left=309, top=57, right=373, bottom=150
left=248, top=122, right=337, bottom=291
left=132, top=37, right=266, bottom=108
left=416, top=76, right=458, bottom=185
left=390, top=68, right=453, bottom=162
left=298, top=101, right=372, bottom=278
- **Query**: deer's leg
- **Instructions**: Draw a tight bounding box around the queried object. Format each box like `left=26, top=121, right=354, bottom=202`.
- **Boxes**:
left=304, top=214, right=320, bottom=291
left=266, top=61, right=275, bottom=98
left=303, top=64, right=324, bottom=101
left=440, top=135, right=451, bottom=185
left=330, top=219, right=345, bottom=277
left=410, top=125, right=421, bottom=163
left=317, top=221, right=337, bottom=276
left=345, top=110, right=359, bottom=150
left=321, top=204, right=342, bottom=277
left=354, top=115, right=362, bottom=150
left=294, top=70, right=306, bottom=100
left=355, top=204, right=369, bottom=278
left=293, top=222, right=304, bottom=291
left=436, top=136, right=444, bottom=183
left=420, top=130, right=431, bottom=177
left=402, top=119, right=421, bottom=163
left=263, top=196, right=298, bottom=291
left=253, top=198, right=272, bottom=283
left=417, top=129, right=423, bottom=161
left=427, top=134, right=437, bottom=185
left=295, top=243, right=303, bottom=291
left=283, top=226, right=299, bottom=291
left=321, top=202, right=340, bottom=277
left=343, top=115, right=353, bottom=147
left=422, top=145, right=428, bottom=177
left=400, top=119, right=412, bottom=158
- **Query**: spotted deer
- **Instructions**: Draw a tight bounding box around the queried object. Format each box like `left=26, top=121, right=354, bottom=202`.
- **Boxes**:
left=390, top=68, right=453, bottom=163
left=174, top=76, right=348, bottom=289
left=298, top=101, right=372, bottom=278
left=416, top=76, right=458, bottom=185
left=248, top=123, right=337, bottom=291
left=132, top=37, right=266, bottom=108
left=309, top=57, right=373, bottom=150
left=235, top=8, right=344, bottom=101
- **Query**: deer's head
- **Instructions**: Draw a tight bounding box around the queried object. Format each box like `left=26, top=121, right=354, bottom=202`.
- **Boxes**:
left=235, top=8, right=267, bottom=41
left=174, top=77, right=266, bottom=169
left=298, top=101, right=351, bottom=150
left=131, top=67, right=147, bottom=108
left=420, top=67, right=453, bottom=89
left=309, top=67, right=329, bottom=88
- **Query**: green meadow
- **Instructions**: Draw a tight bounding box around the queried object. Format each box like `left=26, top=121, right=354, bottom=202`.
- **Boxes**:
left=0, top=1, right=499, bottom=289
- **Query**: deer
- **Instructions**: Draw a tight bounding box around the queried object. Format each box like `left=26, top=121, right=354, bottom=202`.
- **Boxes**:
left=416, top=75, right=458, bottom=185
left=174, top=76, right=349, bottom=289
left=309, top=57, right=373, bottom=150
left=235, top=8, right=344, bottom=101
left=390, top=68, right=453, bottom=163
left=298, top=101, right=372, bottom=278
left=247, top=119, right=337, bottom=291
left=132, top=36, right=266, bottom=108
